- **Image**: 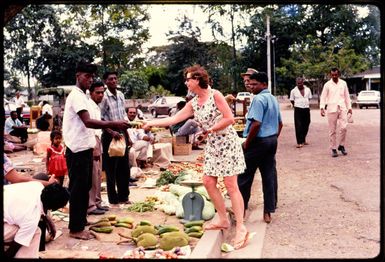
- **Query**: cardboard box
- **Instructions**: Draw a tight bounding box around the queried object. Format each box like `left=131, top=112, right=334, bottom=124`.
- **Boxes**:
left=159, top=136, right=173, bottom=144
left=173, top=143, right=192, bottom=155
left=173, top=135, right=189, bottom=144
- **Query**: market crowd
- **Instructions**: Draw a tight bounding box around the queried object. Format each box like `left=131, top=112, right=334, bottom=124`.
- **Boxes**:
left=3, top=59, right=353, bottom=256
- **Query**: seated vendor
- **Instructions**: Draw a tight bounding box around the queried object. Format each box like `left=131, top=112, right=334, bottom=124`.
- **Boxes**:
left=36, top=112, right=52, bottom=131
left=170, top=101, right=202, bottom=149
left=4, top=111, right=28, bottom=143
left=127, top=107, right=154, bottom=168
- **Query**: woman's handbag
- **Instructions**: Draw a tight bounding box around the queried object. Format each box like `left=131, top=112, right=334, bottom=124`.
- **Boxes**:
left=108, top=137, right=126, bottom=157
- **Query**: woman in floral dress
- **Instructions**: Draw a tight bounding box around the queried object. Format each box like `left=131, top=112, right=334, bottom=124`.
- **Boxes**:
left=143, top=65, right=249, bottom=249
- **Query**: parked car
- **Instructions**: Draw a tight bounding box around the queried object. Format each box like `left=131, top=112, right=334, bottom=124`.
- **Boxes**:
left=148, top=96, right=185, bottom=118
left=4, top=98, right=31, bottom=125
left=236, top=92, right=252, bottom=101
left=356, top=90, right=381, bottom=109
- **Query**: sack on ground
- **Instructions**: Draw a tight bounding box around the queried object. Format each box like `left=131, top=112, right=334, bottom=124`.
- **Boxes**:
left=108, top=137, right=126, bottom=157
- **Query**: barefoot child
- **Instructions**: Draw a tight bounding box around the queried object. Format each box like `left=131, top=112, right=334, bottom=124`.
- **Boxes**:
left=46, top=130, right=67, bottom=185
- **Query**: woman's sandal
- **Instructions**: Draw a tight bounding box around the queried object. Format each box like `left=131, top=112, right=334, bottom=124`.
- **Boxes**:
left=234, top=231, right=250, bottom=250
left=203, top=222, right=230, bottom=231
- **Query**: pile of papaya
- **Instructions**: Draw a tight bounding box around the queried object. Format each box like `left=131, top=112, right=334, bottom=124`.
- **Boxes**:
left=117, top=220, right=192, bottom=251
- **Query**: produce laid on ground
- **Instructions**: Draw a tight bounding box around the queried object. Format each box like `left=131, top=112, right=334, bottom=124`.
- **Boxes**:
left=89, top=215, right=134, bottom=234
left=115, top=219, right=193, bottom=258
left=183, top=220, right=204, bottom=239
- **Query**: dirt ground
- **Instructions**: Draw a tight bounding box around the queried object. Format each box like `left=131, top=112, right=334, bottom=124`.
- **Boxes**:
left=259, top=107, right=381, bottom=259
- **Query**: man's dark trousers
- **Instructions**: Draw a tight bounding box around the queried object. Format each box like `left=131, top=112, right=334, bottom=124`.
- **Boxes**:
left=66, top=147, right=93, bottom=232
left=294, top=107, right=310, bottom=145
left=238, top=135, right=278, bottom=213
left=102, top=132, right=130, bottom=204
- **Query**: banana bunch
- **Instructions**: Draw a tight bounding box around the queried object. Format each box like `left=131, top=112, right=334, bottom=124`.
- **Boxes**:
left=183, top=220, right=204, bottom=238
left=129, top=121, right=144, bottom=129
left=150, top=127, right=165, bottom=133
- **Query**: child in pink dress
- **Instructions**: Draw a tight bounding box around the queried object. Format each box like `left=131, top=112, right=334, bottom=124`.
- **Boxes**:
left=46, top=130, right=67, bottom=185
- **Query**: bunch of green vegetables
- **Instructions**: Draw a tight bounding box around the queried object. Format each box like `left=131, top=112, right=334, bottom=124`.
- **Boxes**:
left=127, top=201, right=155, bottom=212
left=156, top=171, right=177, bottom=186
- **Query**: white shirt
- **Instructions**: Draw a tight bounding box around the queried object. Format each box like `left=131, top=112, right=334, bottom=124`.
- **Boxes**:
left=4, top=117, right=23, bottom=134
left=320, top=78, right=352, bottom=112
left=42, top=104, right=53, bottom=116
left=289, top=86, right=312, bottom=108
left=3, top=181, right=44, bottom=247
left=88, top=98, right=102, bottom=139
left=127, top=127, right=153, bottom=144
left=137, top=109, right=145, bottom=120
left=63, top=86, right=96, bottom=153
left=14, top=96, right=25, bottom=108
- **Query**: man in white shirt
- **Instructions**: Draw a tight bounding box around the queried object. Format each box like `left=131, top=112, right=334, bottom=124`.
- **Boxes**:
left=87, top=81, right=110, bottom=215
left=290, top=77, right=312, bottom=148
left=3, top=182, right=69, bottom=258
left=320, top=68, right=352, bottom=157
left=14, top=91, right=25, bottom=122
left=41, top=101, right=53, bottom=117
left=127, top=107, right=155, bottom=169
left=63, top=62, right=129, bottom=240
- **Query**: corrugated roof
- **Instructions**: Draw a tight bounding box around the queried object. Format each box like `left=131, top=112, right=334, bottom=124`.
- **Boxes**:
left=351, top=66, right=381, bottom=78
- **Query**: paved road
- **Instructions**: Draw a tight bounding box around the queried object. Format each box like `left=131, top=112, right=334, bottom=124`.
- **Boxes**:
left=145, top=106, right=382, bottom=259
left=262, top=107, right=381, bottom=259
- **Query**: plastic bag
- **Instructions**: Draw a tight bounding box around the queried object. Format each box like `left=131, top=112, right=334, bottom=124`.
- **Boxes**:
left=108, top=137, right=126, bottom=157
left=347, top=113, right=353, bottom=124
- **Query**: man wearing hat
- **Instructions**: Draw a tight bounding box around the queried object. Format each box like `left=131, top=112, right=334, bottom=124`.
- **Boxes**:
left=241, top=68, right=258, bottom=93
left=63, top=61, right=129, bottom=240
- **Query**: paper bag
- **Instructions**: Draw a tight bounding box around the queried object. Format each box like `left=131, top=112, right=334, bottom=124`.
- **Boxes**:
left=108, top=137, right=126, bottom=157
left=347, top=113, right=354, bottom=124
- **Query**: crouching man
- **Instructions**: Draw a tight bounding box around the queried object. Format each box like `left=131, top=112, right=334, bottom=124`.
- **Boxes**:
left=3, top=182, right=70, bottom=258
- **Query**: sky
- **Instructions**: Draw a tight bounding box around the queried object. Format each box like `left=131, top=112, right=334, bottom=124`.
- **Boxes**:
left=144, top=4, right=369, bottom=49
left=144, top=4, right=248, bottom=49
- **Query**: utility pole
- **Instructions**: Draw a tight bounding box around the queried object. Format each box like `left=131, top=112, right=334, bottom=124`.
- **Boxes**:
left=272, top=36, right=277, bottom=96
left=266, top=15, right=272, bottom=93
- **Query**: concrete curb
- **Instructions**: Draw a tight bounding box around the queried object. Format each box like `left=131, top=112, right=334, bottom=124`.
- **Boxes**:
left=189, top=227, right=223, bottom=258
left=190, top=205, right=267, bottom=259
left=190, top=185, right=267, bottom=259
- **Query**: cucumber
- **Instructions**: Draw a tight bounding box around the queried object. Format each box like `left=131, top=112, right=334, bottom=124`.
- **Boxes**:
left=187, top=231, right=204, bottom=238
left=158, top=226, right=180, bottom=235
left=90, top=226, right=114, bottom=233
left=184, top=220, right=205, bottom=228
left=114, top=222, right=133, bottom=228
left=90, top=221, right=111, bottom=228
left=117, top=217, right=135, bottom=224
left=185, top=226, right=203, bottom=234
left=138, top=220, right=153, bottom=226
left=91, top=217, right=110, bottom=225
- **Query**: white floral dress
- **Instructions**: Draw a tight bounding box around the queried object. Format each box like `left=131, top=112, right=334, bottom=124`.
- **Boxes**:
left=192, top=89, right=246, bottom=177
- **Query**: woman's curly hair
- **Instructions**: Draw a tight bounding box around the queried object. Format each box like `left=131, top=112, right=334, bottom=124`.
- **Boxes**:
left=183, top=65, right=209, bottom=89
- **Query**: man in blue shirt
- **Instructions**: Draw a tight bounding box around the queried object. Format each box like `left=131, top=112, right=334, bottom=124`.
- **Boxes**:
left=238, top=72, right=283, bottom=224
